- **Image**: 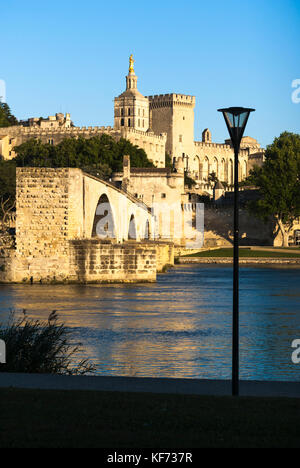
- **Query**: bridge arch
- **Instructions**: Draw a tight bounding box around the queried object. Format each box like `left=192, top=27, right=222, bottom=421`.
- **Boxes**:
left=143, top=219, right=150, bottom=240
left=128, top=213, right=137, bottom=239
left=91, top=193, right=116, bottom=239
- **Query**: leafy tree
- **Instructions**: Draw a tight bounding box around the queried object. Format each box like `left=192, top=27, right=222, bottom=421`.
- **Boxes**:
left=0, top=102, right=18, bottom=127
left=208, top=171, right=218, bottom=187
left=0, top=134, right=154, bottom=214
left=221, top=180, right=229, bottom=190
left=0, top=160, right=17, bottom=247
left=14, top=139, right=55, bottom=167
left=244, top=132, right=300, bottom=246
left=0, top=160, right=16, bottom=205
left=14, top=134, right=154, bottom=179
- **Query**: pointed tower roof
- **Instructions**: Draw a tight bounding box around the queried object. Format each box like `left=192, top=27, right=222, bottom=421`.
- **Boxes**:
left=118, top=54, right=145, bottom=98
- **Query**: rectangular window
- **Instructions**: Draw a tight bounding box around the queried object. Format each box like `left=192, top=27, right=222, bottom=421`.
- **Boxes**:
left=179, top=135, right=183, bottom=142
left=161, top=193, right=166, bottom=199
left=128, top=118, right=131, bottom=127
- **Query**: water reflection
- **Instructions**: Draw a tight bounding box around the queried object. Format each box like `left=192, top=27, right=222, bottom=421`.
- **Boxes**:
left=0, top=265, right=299, bottom=381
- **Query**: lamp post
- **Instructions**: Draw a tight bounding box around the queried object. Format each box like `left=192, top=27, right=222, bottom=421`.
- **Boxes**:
left=218, top=107, right=255, bottom=396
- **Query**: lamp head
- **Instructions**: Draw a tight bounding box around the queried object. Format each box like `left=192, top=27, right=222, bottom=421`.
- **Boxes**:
left=218, top=107, right=255, bottom=151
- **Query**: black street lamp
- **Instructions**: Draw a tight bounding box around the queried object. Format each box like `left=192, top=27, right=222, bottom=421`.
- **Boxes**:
left=218, top=107, right=255, bottom=396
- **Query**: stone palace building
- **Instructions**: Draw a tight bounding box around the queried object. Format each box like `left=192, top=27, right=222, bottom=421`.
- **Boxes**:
left=0, top=55, right=264, bottom=194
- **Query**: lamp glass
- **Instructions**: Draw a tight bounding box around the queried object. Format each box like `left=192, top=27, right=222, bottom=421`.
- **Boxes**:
left=218, top=107, right=255, bottom=149
left=224, top=111, right=248, bottom=129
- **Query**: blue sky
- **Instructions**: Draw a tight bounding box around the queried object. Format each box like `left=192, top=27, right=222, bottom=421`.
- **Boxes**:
left=1, top=0, right=300, bottom=147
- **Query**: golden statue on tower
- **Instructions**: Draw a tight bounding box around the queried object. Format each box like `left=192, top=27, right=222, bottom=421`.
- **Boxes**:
left=129, top=54, right=135, bottom=73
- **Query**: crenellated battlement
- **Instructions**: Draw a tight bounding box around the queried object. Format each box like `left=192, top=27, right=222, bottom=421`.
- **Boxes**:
left=0, top=125, right=117, bottom=136
left=194, top=140, right=249, bottom=155
left=147, top=93, right=195, bottom=107
left=249, top=150, right=265, bottom=159
left=0, top=124, right=167, bottom=142
left=122, top=127, right=167, bottom=142
left=195, top=140, right=232, bottom=150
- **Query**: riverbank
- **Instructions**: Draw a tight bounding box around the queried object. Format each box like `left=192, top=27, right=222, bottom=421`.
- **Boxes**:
left=177, top=247, right=300, bottom=264
left=1, top=385, right=300, bottom=447
left=178, top=257, right=300, bottom=264
left=1, top=372, right=300, bottom=397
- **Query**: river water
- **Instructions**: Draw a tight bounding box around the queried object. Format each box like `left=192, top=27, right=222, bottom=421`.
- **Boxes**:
left=0, top=264, right=300, bottom=381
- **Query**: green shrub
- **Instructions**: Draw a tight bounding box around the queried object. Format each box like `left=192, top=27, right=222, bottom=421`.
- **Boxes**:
left=0, top=310, right=96, bottom=375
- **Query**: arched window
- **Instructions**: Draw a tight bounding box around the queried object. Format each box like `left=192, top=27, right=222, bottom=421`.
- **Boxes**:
left=229, top=159, right=233, bottom=185
left=212, top=157, right=218, bottom=179
left=243, top=160, right=247, bottom=179
left=194, top=156, right=200, bottom=179
left=238, top=161, right=242, bottom=182
left=220, top=158, right=225, bottom=182
left=202, top=156, right=209, bottom=181
left=144, top=219, right=150, bottom=240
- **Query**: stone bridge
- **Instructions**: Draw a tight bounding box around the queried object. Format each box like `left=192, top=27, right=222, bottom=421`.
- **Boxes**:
left=0, top=167, right=173, bottom=283
left=16, top=167, right=153, bottom=243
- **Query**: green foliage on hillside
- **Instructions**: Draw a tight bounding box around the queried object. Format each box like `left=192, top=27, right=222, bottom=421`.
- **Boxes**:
left=0, top=160, right=16, bottom=202
left=0, top=102, right=18, bottom=127
left=14, top=134, right=154, bottom=179
left=0, top=134, right=154, bottom=206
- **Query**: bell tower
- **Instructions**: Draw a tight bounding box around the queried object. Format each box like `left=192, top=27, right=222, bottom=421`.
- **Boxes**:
left=114, top=55, right=149, bottom=131
left=126, top=54, right=138, bottom=91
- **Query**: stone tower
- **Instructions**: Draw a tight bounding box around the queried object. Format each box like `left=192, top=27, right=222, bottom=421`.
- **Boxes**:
left=114, top=55, right=149, bottom=131
left=147, top=93, right=195, bottom=160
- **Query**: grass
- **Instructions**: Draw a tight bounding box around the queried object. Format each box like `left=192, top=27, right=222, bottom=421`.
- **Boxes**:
left=184, top=248, right=300, bottom=258
left=1, top=388, right=300, bottom=447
